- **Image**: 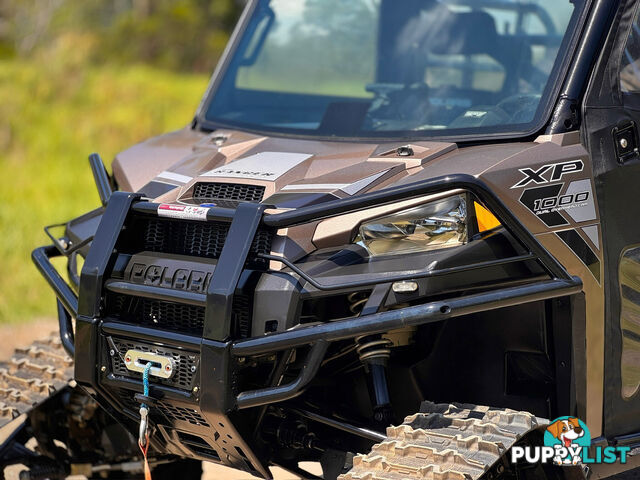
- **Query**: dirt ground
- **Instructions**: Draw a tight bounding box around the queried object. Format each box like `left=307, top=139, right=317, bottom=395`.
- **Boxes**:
left=0, top=319, right=59, bottom=360
left=3, top=463, right=308, bottom=480
left=0, top=319, right=312, bottom=480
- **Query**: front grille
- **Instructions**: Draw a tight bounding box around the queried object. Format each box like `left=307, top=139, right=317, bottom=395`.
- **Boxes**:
left=251, top=229, right=274, bottom=259
left=124, top=217, right=273, bottom=262
left=106, top=294, right=255, bottom=340
left=108, top=338, right=199, bottom=391
left=233, top=294, right=251, bottom=338
left=193, top=182, right=265, bottom=204
left=141, top=218, right=229, bottom=258
left=106, top=294, right=205, bottom=335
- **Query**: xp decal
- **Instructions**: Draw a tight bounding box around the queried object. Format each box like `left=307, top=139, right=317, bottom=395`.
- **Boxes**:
left=510, top=417, right=630, bottom=466
left=511, top=160, right=584, bottom=188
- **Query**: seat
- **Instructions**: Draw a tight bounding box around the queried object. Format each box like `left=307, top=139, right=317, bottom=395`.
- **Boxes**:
left=393, top=5, right=532, bottom=93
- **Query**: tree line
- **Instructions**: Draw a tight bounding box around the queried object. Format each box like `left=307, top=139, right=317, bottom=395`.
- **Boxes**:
left=0, top=0, right=244, bottom=72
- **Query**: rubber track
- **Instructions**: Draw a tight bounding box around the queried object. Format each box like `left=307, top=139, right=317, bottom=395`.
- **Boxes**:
left=0, top=335, right=74, bottom=429
left=340, top=401, right=541, bottom=480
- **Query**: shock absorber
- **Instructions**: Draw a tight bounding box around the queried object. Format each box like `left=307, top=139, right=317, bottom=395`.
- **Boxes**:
left=354, top=334, right=394, bottom=426
left=349, top=292, right=395, bottom=426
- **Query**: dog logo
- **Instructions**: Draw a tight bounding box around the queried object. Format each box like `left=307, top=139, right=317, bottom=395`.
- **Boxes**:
left=544, top=417, right=590, bottom=465
left=512, top=416, right=629, bottom=466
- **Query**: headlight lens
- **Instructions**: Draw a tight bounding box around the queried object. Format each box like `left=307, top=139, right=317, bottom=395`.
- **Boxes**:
left=355, top=194, right=467, bottom=256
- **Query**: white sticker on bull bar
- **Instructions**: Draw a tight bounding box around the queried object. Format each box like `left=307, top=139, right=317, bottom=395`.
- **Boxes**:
left=158, top=204, right=209, bottom=221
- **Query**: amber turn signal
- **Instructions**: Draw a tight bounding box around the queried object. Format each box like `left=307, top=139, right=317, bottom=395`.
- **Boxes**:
left=474, top=202, right=501, bottom=232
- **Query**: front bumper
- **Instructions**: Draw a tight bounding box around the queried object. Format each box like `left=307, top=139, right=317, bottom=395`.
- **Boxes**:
left=32, top=174, right=582, bottom=477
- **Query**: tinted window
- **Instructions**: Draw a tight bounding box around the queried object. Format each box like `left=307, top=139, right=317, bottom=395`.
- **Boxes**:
left=204, top=0, right=581, bottom=139
left=620, top=7, right=640, bottom=93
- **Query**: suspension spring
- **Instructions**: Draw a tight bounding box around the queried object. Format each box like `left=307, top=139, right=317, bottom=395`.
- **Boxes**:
left=347, top=292, right=369, bottom=315
left=355, top=335, right=393, bottom=363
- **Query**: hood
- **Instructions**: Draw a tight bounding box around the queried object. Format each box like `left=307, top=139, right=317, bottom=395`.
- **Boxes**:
left=112, top=127, right=539, bottom=208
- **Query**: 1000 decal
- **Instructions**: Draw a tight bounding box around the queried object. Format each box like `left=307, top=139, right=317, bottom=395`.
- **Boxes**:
left=532, top=191, right=590, bottom=214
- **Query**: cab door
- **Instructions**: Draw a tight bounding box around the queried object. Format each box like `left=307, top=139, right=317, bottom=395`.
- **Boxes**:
left=583, top=0, right=640, bottom=439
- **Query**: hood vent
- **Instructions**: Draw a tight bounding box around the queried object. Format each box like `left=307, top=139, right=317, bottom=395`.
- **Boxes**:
left=193, top=182, right=265, bottom=205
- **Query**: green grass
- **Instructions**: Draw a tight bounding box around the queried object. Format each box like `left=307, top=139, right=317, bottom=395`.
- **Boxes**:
left=0, top=59, right=208, bottom=324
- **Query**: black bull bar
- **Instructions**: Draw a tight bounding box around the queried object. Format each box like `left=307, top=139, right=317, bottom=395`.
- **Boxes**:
left=32, top=174, right=582, bottom=472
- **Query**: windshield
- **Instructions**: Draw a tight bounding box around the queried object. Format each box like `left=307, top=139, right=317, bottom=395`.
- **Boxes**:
left=202, top=0, right=582, bottom=140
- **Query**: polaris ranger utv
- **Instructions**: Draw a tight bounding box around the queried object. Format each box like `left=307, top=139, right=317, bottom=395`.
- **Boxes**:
left=3, top=0, right=640, bottom=478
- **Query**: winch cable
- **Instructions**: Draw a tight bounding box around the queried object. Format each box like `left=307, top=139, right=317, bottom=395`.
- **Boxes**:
left=138, top=362, right=153, bottom=480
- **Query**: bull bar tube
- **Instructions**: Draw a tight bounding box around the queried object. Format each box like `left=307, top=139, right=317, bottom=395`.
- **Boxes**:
left=31, top=173, right=583, bottom=475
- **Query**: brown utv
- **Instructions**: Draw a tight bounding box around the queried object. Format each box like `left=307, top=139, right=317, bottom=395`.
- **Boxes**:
left=3, top=0, right=640, bottom=479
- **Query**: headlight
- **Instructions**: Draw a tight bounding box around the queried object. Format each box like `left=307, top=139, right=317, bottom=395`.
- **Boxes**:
left=354, top=194, right=467, bottom=256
